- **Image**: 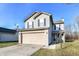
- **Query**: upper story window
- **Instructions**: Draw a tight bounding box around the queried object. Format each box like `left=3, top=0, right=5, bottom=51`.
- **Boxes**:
left=56, top=24, right=62, bottom=30
left=38, top=19, right=40, bottom=27
left=38, top=18, right=46, bottom=27
left=44, top=18, right=46, bottom=26
left=29, top=22, right=32, bottom=28
left=27, top=21, right=34, bottom=29
left=27, top=22, right=29, bottom=29
left=40, top=19, right=44, bottom=26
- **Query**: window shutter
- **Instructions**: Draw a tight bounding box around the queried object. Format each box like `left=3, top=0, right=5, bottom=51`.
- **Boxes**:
left=27, top=22, right=29, bottom=29
left=38, top=19, right=40, bottom=27
left=32, top=21, right=34, bottom=28
left=44, top=18, right=46, bottom=26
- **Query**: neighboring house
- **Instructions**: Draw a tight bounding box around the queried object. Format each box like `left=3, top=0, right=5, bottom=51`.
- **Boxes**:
left=0, top=27, right=18, bottom=42
left=19, top=12, right=65, bottom=47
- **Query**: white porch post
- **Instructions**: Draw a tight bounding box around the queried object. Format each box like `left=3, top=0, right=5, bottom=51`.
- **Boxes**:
left=18, top=32, right=21, bottom=44
left=62, top=33, right=65, bottom=43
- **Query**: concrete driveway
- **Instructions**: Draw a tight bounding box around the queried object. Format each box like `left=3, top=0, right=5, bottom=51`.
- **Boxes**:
left=0, top=44, right=42, bottom=56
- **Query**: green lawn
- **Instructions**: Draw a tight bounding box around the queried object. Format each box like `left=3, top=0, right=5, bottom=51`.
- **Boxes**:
left=0, top=41, right=18, bottom=48
left=32, top=40, right=79, bottom=56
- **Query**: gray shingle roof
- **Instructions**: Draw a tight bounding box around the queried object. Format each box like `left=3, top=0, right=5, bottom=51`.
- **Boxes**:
left=54, top=20, right=64, bottom=24
left=0, top=27, right=16, bottom=34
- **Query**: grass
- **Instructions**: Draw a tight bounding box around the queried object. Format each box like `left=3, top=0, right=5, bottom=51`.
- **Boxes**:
left=32, top=40, right=79, bottom=56
left=0, top=41, right=18, bottom=48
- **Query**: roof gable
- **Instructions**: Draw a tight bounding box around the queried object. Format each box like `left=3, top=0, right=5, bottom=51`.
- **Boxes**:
left=24, top=12, right=52, bottom=22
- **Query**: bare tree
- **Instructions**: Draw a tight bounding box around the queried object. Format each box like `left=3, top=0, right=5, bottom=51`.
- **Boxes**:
left=75, top=16, right=79, bottom=27
left=65, top=24, right=74, bottom=41
left=74, top=16, right=79, bottom=40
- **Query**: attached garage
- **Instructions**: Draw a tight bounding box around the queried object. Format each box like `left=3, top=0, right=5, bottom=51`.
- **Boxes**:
left=19, top=28, right=49, bottom=46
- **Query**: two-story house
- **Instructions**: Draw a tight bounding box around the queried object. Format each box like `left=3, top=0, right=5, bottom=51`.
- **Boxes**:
left=18, top=12, right=64, bottom=47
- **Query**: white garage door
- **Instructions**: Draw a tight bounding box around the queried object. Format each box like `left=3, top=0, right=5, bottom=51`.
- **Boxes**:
left=22, top=31, right=45, bottom=45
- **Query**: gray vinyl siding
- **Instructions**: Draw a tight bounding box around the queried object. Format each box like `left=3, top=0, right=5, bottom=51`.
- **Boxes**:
left=48, top=19, right=54, bottom=44
left=0, top=32, right=17, bottom=41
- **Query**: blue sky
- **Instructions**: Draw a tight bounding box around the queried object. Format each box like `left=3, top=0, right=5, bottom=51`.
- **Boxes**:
left=0, top=3, right=79, bottom=29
